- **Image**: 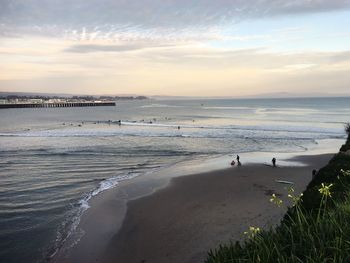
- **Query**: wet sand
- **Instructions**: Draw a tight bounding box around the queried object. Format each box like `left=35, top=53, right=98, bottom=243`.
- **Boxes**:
left=54, top=153, right=333, bottom=263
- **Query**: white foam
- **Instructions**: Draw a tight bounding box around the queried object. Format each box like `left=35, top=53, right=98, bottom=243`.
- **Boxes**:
left=120, top=121, right=189, bottom=128
left=140, top=104, right=183, bottom=108
left=202, top=106, right=253, bottom=110
left=78, top=199, right=90, bottom=210
left=52, top=171, right=142, bottom=258
left=91, top=173, right=140, bottom=197
left=0, top=122, right=345, bottom=140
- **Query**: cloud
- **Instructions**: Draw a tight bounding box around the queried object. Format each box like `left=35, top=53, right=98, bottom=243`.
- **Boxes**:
left=1, top=40, right=350, bottom=96
left=134, top=47, right=350, bottom=71
left=64, top=43, right=175, bottom=53
left=1, top=0, right=350, bottom=38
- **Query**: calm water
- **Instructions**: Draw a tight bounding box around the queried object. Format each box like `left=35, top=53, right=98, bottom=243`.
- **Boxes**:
left=0, top=97, right=349, bottom=262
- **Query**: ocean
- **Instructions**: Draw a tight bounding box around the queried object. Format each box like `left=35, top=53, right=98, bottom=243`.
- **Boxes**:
left=0, top=97, right=348, bottom=263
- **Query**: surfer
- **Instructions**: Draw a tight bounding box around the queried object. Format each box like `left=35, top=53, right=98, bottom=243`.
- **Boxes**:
left=272, top=158, right=276, bottom=167
left=236, top=155, right=241, bottom=166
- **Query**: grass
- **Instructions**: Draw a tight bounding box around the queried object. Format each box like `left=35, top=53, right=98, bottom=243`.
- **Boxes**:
left=206, top=136, right=350, bottom=263
left=345, top=123, right=350, bottom=135
left=207, top=193, right=350, bottom=263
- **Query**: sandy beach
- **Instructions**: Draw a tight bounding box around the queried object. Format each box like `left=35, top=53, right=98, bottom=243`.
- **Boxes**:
left=53, top=153, right=333, bottom=263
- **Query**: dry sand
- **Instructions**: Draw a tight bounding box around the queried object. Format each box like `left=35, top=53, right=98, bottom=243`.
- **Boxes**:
left=97, top=154, right=333, bottom=263
left=52, top=154, right=333, bottom=263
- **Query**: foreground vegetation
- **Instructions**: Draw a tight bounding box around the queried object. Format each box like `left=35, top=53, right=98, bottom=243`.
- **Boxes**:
left=206, top=126, right=350, bottom=263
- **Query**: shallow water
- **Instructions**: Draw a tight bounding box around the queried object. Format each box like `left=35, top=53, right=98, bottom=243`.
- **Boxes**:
left=0, top=97, right=348, bottom=263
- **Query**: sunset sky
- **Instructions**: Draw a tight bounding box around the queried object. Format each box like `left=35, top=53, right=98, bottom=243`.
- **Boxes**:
left=1, top=0, right=350, bottom=97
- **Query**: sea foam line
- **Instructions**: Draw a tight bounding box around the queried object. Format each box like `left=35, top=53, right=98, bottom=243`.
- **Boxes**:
left=50, top=172, right=141, bottom=259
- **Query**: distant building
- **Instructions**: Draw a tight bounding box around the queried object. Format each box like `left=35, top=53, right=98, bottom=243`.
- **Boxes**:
left=28, top=99, right=43, bottom=104
left=0, top=99, right=6, bottom=104
left=48, top=99, right=64, bottom=103
left=7, top=99, right=18, bottom=104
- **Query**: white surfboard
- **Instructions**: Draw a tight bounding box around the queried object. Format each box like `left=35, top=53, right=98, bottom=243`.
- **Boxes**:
left=275, top=180, right=294, bottom=185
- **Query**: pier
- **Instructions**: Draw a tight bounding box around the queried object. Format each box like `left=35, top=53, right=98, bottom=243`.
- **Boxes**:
left=0, top=101, right=116, bottom=109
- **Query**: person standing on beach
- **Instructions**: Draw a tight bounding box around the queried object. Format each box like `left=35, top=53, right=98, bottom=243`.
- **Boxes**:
left=272, top=158, right=276, bottom=167
left=236, top=155, right=241, bottom=165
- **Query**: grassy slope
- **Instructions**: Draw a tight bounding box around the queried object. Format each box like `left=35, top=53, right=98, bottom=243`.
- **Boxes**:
left=206, top=135, right=350, bottom=263
left=301, top=134, right=350, bottom=210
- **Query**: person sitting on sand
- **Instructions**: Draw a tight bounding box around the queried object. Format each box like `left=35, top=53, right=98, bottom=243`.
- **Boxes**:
left=231, top=160, right=235, bottom=166
left=272, top=158, right=276, bottom=167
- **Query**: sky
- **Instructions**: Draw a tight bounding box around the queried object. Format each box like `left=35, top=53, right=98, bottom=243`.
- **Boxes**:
left=1, top=0, right=350, bottom=97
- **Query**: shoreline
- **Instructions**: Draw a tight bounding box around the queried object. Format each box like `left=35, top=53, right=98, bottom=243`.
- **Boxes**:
left=52, top=152, right=334, bottom=263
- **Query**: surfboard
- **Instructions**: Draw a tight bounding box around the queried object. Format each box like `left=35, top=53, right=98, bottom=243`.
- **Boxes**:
left=275, top=180, right=294, bottom=185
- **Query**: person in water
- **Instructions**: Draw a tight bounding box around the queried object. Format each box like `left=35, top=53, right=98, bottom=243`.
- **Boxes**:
left=272, top=157, right=277, bottom=167
left=231, top=160, right=236, bottom=166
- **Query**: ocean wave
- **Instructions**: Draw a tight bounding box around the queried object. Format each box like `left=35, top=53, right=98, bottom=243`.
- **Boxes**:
left=202, top=106, right=254, bottom=110
left=0, top=131, right=344, bottom=142
left=50, top=171, right=142, bottom=259
left=0, top=121, right=345, bottom=141
left=140, top=104, right=184, bottom=108
left=48, top=156, right=180, bottom=260
left=0, top=147, right=202, bottom=158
